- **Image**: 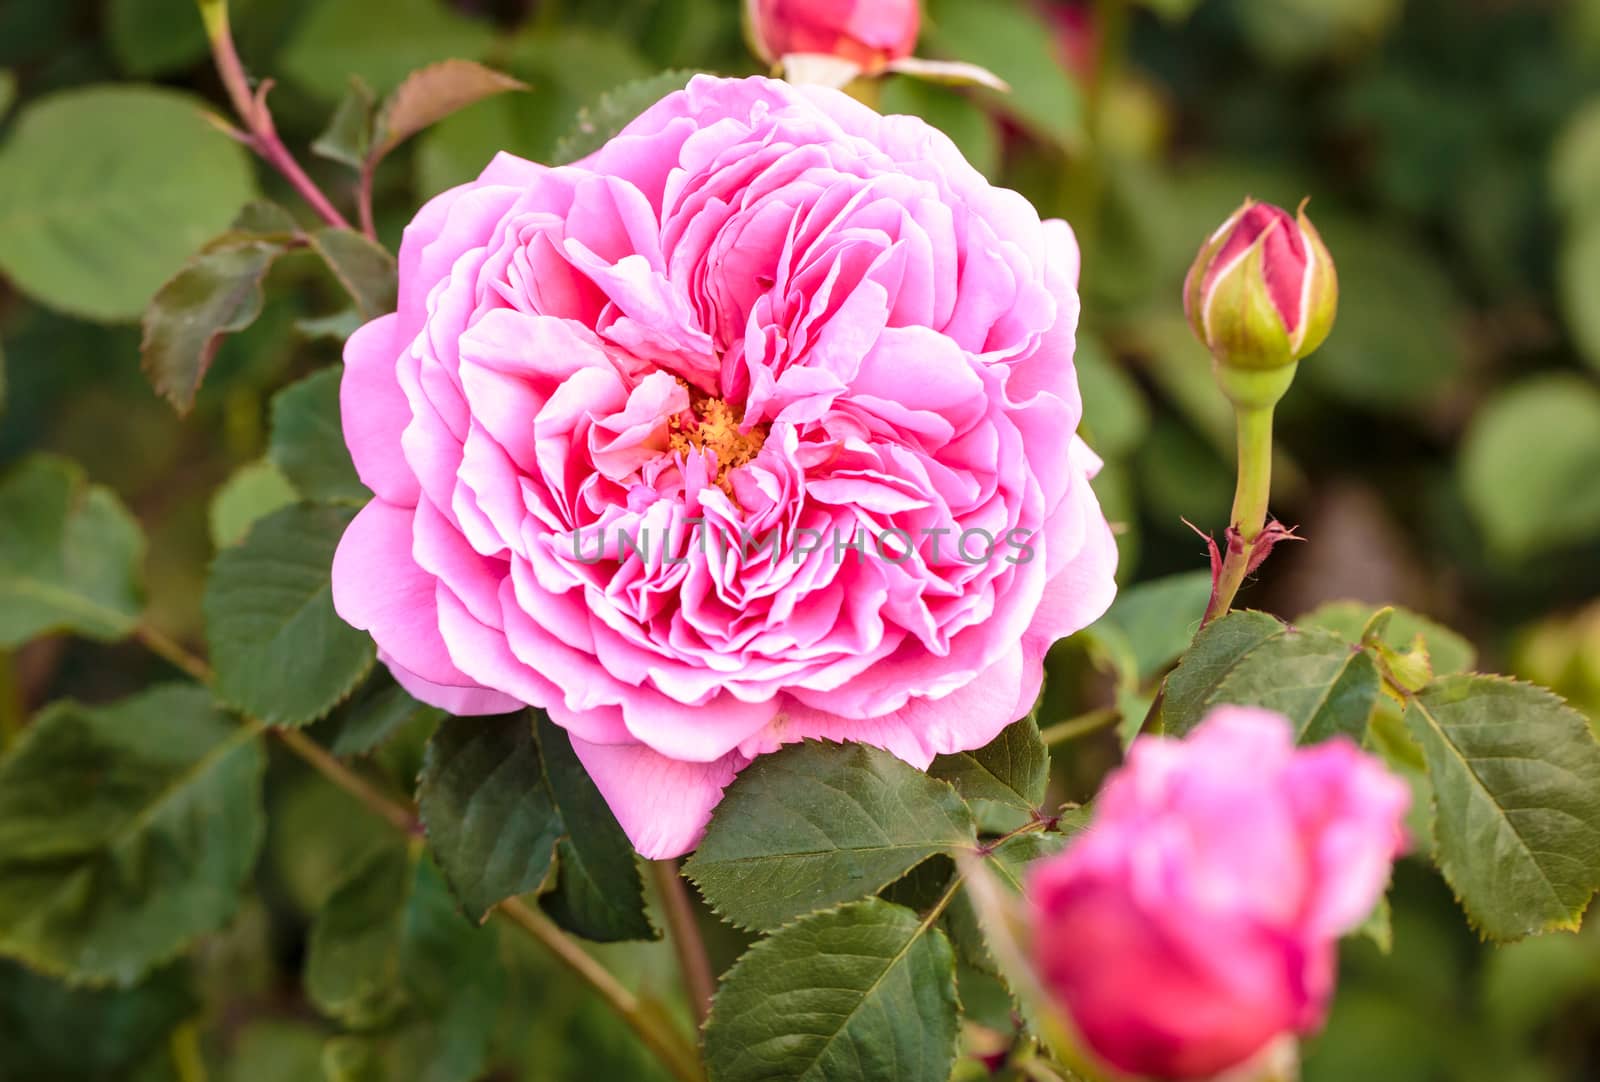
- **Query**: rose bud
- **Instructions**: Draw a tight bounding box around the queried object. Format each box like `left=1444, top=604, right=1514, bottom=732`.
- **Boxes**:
left=1183, top=199, right=1337, bottom=373
left=746, top=0, right=921, bottom=74
left=1026, top=706, right=1408, bottom=1080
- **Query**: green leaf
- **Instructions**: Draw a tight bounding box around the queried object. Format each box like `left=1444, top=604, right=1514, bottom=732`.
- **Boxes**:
left=141, top=219, right=298, bottom=413
left=107, top=0, right=209, bottom=77
left=417, top=712, right=563, bottom=921
left=1299, top=601, right=1476, bottom=676
left=1091, top=570, right=1215, bottom=688
left=209, top=459, right=299, bottom=549
left=417, top=711, right=651, bottom=938
left=0, top=70, right=14, bottom=122
left=553, top=70, right=698, bottom=165
left=315, top=678, right=446, bottom=759
left=1212, top=632, right=1380, bottom=742
left=923, top=0, right=1085, bottom=152
left=307, top=845, right=502, bottom=1082
left=1163, top=612, right=1381, bottom=744
left=534, top=712, right=654, bottom=942
left=0, top=685, right=265, bottom=984
left=0, top=454, right=145, bottom=648
left=371, top=59, right=526, bottom=164
left=281, top=0, right=496, bottom=101
left=928, top=718, right=1049, bottom=825
left=309, top=229, right=398, bottom=321
left=267, top=368, right=367, bottom=505
left=0, top=959, right=195, bottom=1079
left=204, top=504, right=376, bottom=727
left=704, top=899, right=960, bottom=1082
left=1405, top=676, right=1600, bottom=941
left=1159, top=610, right=1282, bottom=727
left=1459, top=374, right=1600, bottom=558
left=0, top=86, right=256, bottom=322
left=314, top=78, right=377, bottom=173
left=685, top=741, right=977, bottom=931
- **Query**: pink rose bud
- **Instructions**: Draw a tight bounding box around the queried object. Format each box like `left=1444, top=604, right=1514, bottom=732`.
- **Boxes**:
left=1026, top=707, right=1408, bottom=1080
left=747, top=0, right=921, bottom=73
left=1184, top=199, right=1338, bottom=371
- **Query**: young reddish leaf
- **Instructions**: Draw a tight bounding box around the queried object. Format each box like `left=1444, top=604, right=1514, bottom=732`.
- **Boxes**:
left=370, top=60, right=526, bottom=166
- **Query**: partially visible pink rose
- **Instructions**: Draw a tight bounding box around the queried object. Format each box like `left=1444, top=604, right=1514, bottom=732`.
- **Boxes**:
left=748, top=0, right=921, bottom=73
left=1027, top=707, right=1408, bottom=1079
left=332, top=75, right=1117, bottom=858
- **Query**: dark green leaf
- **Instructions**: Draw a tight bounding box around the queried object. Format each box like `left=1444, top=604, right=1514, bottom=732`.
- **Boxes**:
left=534, top=713, right=653, bottom=942
left=417, top=711, right=651, bottom=937
left=1161, top=611, right=1381, bottom=743
left=209, top=460, right=299, bottom=549
left=204, top=504, right=376, bottom=727
left=0, top=86, right=256, bottom=322
left=1405, top=676, right=1600, bottom=941
left=1159, top=610, right=1283, bottom=729
left=371, top=60, right=526, bottom=164
left=141, top=234, right=288, bottom=414
left=267, top=368, right=367, bottom=505
left=554, top=70, right=698, bottom=165
left=417, top=712, right=563, bottom=921
left=316, top=678, right=446, bottom=759
left=307, top=846, right=502, bottom=1082
left=1072, top=335, right=1152, bottom=462
left=0, top=71, right=13, bottom=122
left=310, top=229, right=398, bottom=321
left=704, top=899, right=960, bottom=1082
left=314, top=78, right=377, bottom=172
left=0, top=454, right=145, bottom=648
left=1204, top=629, right=1382, bottom=744
left=0, top=959, right=195, bottom=1079
left=685, top=741, right=976, bottom=931
left=0, top=685, right=265, bottom=984
left=928, top=718, right=1049, bottom=824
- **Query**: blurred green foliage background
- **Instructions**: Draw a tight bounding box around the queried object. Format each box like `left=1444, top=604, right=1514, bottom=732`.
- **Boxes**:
left=1, top=0, right=1599, bottom=1079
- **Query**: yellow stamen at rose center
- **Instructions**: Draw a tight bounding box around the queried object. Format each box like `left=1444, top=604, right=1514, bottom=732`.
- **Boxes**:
left=667, top=392, right=768, bottom=496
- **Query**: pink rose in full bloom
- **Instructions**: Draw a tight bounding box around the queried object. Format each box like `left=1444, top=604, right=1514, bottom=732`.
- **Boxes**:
left=747, top=0, right=921, bottom=73
left=1027, top=707, right=1409, bottom=1079
left=331, top=75, right=1117, bottom=858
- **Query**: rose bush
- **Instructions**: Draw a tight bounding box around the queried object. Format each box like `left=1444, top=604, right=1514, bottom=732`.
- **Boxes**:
left=331, top=74, right=1118, bottom=857
left=1028, top=706, right=1409, bottom=1079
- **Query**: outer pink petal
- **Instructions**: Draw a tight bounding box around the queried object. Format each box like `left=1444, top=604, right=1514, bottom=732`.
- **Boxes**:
left=378, top=649, right=521, bottom=716
left=748, top=645, right=1028, bottom=769
left=341, top=313, right=419, bottom=507
left=566, top=735, right=747, bottom=859
left=332, top=499, right=470, bottom=688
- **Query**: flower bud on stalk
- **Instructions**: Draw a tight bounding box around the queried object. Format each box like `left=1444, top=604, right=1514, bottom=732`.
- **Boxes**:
left=1185, top=199, right=1337, bottom=623
left=1184, top=198, right=1337, bottom=409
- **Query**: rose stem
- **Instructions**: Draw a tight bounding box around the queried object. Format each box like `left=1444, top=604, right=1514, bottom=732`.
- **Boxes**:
left=197, top=0, right=354, bottom=231
left=1039, top=706, right=1120, bottom=746
left=136, top=622, right=706, bottom=1082
left=1201, top=402, right=1275, bottom=626
left=650, top=859, right=716, bottom=1027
